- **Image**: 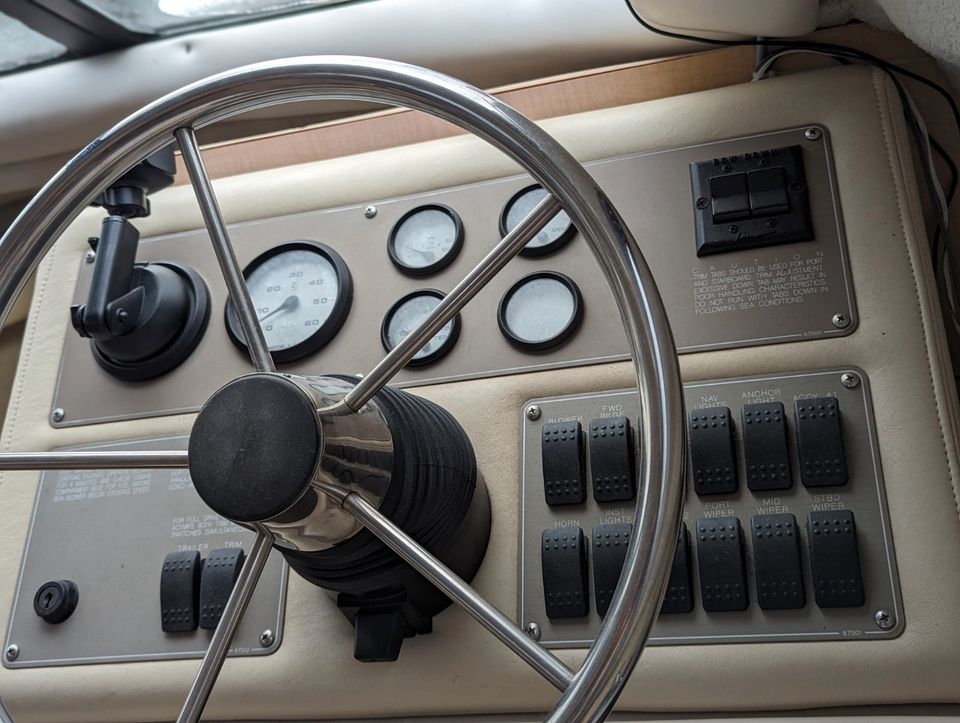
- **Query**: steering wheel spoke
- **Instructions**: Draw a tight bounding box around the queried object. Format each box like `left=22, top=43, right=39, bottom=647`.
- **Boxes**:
left=0, top=450, right=188, bottom=469
left=175, top=127, right=275, bottom=373
left=342, top=193, right=563, bottom=411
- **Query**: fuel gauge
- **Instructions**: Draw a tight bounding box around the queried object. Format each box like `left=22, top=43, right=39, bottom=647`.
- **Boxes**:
left=498, top=271, right=583, bottom=351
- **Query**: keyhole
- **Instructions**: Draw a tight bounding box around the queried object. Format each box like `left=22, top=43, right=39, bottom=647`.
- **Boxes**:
left=41, top=591, right=54, bottom=610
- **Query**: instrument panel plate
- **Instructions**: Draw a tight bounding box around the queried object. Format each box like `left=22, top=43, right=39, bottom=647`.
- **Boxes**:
left=53, top=127, right=854, bottom=426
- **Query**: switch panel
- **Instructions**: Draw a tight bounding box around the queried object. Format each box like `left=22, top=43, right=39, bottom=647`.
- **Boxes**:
left=795, top=397, right=848, bottom=487
left=696, top=517, right=748, bottom=612
left=660, top=523, right=694, bottom=615
left=589, top=416, right=635, bottom=503
left=518, top=368, right=902, bottom=648
left=592, top=523, right=632, bottom=617
left=690, top=144, right=813, bottom=256
left=541, top=422, right=585, bottom=505
left=541, top=527, right=589, bottom=619
left=689, top=406, right=738, bottom=495
left=751, top=513, right=805, bottom=610
left=807, top=510, right=865, bottom=608
left=741, top=402, right=791, bottom=491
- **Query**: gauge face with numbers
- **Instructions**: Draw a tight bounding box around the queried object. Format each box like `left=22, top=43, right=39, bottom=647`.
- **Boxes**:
left=498, top=271, right=583, bottom=351
left=380, top=289, right=461, bottom=367
left=500, top=185, right=575, bottom=257
left=225, top=241, right=352, bottom=364
left=388, top=204, right=464, bottom=275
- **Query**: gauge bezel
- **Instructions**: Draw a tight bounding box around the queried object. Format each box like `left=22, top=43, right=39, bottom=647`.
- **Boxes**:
left=224, top=239, right=353, bottom=364
left=497, top=270, right=584, bottom=352
left=380, top=288, right=462, bottom=367
left=387, top=203, right=464, bottom=277
left=499, top=184, right=576, bottom=258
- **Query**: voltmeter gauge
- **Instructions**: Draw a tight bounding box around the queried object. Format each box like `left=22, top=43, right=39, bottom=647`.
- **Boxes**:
left=499, top=185, right=575, bottom=257
left=498, top=271, right=583, bottom=351
left=225, top=240, right=352, bottom=364
left=381, top=289, right=461, bottom=367
left=388, top=204, right=464, bottom=276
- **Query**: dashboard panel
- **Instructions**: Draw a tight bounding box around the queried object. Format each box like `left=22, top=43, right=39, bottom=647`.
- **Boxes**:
left=52, top=127, right=854, bottom=427
left=1, top=64, right=960, bottom=722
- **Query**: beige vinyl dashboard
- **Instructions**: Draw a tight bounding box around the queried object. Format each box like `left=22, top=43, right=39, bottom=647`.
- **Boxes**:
left=1, top=64, right=960, bottom=721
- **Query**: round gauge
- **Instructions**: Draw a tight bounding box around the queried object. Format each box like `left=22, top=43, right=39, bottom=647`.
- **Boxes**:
left=381, top=289, right=461, bottom=367
left=498, top=271, right=583, bottom=351
left=225, top=240, right=352, bottom=364
left=388, top=204, right=464, bottom=276
left=499, top=185, right=576, bottom=257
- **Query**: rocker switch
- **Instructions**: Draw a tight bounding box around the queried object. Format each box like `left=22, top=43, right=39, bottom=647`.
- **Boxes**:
left=660, top=522, right=694, bottom=615
left=199, top=547, right=246, bottom=630
left=696, top=517, right=748, bottom=612
left=541, top=527, right=589, bottom=618
left=591, top=523, right=631, bottom=617
left=589, top=416, right=635, bottom=503
left=541, top=422, right=585, bottom=505
left=689, top=406, right=738, bottom=495
left=795, top=397, right=848, bottom=487
left=807, top=510, right=865, bottom=608
left=160, top=550, right=201, bottom=633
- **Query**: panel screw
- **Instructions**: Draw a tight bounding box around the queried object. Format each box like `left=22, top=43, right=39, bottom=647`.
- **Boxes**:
left=525, top=405, right=541, bottom=421
left=524, top=622, right=541, bottom=640
left=695, top=197, right=709, bottom=210
left=874, top=609, right=895, bottom=630
left=5, top=644, right=18, bottom=661
left=727, top=225, right=739, bottom=234
left=259, top=629, right=275, bottom=647
left=804, top=127, right=822, bottom=141
left=831, top=313, right=850, bottom=329
left=840, top=372, right=860, bottom=389
left=363, top=205, right=377, bottom=219
left=51, top=408, right=65, bottom=423
left=84, top=250, right=96, bottom=264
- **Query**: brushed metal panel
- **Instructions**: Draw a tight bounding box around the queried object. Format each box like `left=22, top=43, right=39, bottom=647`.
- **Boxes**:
left=517, top=368, right=903, bottom=646
left=3, top=436, right=287, bottom=668
left=53, top=127, right=854, bottom=426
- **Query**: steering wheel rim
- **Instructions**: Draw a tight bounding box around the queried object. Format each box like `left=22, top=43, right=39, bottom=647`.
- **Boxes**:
left=0, top=56, right=686, bottom=722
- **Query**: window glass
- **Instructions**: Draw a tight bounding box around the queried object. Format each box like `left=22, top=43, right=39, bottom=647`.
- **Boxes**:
left=0, top=12, right=66, bottom=73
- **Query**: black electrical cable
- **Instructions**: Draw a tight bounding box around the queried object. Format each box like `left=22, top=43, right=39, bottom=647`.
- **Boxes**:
left=623, top=3, right=960, bottom=142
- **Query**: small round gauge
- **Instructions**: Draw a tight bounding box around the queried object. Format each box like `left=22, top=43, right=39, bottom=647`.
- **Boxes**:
left=499, top=185, right=576, bottom=257
left=225, top=240, right=352, bottom=364
left=381, top=289, right=461, bottom=367
left=498, top=271, right=583, bottom=351
left=388, top=204, right=464, bottom=276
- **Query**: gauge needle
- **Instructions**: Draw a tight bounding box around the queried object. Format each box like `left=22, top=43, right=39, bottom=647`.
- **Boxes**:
left=258, top=295, right=298, bottom=323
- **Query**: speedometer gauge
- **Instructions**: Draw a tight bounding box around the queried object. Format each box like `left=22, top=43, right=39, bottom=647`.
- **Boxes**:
left=500, top=185, right=575, bottom=257
left=388, top=204, right=463, bottom=275
left=498, top=271, right=583, bottom=351
left=381, top=289, right=461, bottom=366
left=225, top=240, right=352, bottom=364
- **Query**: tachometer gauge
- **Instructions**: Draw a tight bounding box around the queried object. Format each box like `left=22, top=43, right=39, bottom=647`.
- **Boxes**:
left=381, top=289, right=461, bottom=367
left=388, top=204, right=464, bottom=276
left=498, top=271, right=583, bottom=351
left=225, top=240, right=352, bottom=364
left=499, top=185, right=575, bottom=257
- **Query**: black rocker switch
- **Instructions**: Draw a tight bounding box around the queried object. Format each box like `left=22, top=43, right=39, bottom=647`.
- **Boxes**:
left=541, top=527, right=589, bottom=618
left=689, top=406, right=738, bottom=495
left=696, top=517, right=748, bottom=612
left=199, top=547, right=246, bottom=630
left=160, top=550, right=201, bottom=633
left=795, top=397, right=848, bottom=487
left=741, top=402, right=792, bottom=491
left=589, top=416, right=635, bottom=503
left=751, top=513, right=805, bottom=610
left=709, top=173, right=750, bottom=222
left=807, top=510, right=865, bottom=608
left=592, top=523, right=632, bottom=617
left=542, top=422, right=585, bottom=505
left=660, top=522, right=694, bottom=615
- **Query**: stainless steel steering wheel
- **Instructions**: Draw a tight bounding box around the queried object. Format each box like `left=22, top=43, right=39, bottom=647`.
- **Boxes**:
left=0, top=57, right=685, bottom=722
